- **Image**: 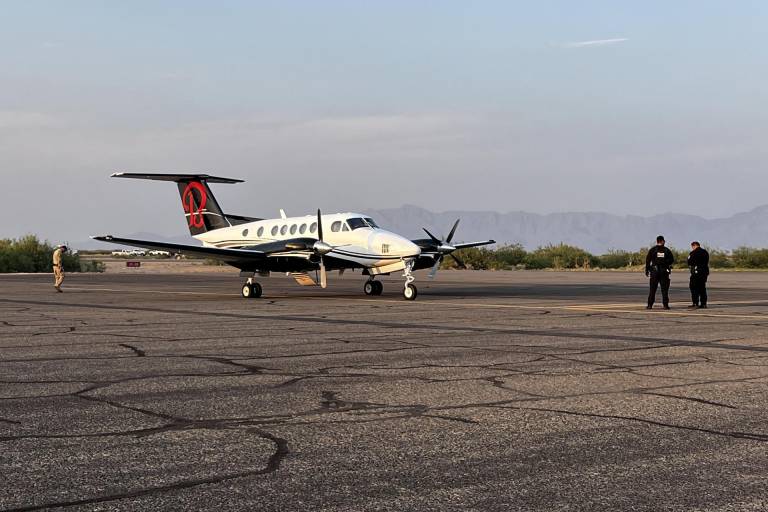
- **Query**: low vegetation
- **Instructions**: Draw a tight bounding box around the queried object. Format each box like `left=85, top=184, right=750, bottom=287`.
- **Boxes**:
left=0, top=236, right=105, bottom=273
left=443, top=243, right=757, bottom=271
left=3, top=235, right=768, bottom=273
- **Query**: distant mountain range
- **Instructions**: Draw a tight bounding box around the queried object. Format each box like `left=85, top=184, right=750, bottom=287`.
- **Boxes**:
left=363, top=204, right=768, bottom=253
left=79, top=205, right=768, bottom=254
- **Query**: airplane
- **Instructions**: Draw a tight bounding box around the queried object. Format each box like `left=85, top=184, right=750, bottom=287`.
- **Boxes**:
left=93, top=173, right=495, bottom=300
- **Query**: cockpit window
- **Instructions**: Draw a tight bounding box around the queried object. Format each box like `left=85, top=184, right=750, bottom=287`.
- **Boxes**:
left=347, top=217, right=377, bottom=230
left=364, top=218, right=379, bottom=228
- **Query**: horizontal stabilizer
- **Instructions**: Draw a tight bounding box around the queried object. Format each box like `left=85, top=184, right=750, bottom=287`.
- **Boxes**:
left=111, top=173, right=244, bottom=184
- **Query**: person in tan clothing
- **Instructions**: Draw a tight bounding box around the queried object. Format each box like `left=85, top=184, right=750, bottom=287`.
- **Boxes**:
left=52, top=245, right=67, bottom=292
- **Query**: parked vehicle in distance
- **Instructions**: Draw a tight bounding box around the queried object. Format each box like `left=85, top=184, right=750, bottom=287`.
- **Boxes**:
left=148, top=250, right=171, bottom=256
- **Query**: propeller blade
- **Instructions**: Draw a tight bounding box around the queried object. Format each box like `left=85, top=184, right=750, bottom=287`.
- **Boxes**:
left=446, top=219, right=460, bottom=244
left=450, top=253, right=467, bottom=269
left=319, top=257, right=328, bottom=288
left=316, top=209, right=324, bottom=242
left=428, top=256, right=442, bottom=279
left=422, top=228, right=441, bottom=244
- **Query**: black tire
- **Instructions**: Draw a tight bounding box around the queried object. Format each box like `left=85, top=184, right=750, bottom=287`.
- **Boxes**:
left=403, top=284, right=417, bottom=301
left=242, top=282, right=262, bottom=299
left=372, top=281, right=383, bottom=296
left=364, top=281, right=375, bottom=296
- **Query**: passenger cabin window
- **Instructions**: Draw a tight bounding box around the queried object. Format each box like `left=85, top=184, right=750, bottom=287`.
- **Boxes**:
left=280, top=225, right=288, bottom=235
left=290, top=224, right=297, bottom=235
left=331, top=221, right=342, bottom=232
left=271, top=226, right=278, bottom=236
left=299, top=224, right=307, bottom=234
left=310, top=222, right=317, bottom=233
left=257, top=227, right=264, bottom=237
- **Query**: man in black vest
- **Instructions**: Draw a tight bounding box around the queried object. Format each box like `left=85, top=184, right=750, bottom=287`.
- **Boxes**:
left=645, top=235, right=675, bottom=309
left=687, top=241, right=709, bottom=309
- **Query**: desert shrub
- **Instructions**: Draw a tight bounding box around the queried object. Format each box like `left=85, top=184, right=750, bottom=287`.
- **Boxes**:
left=444, top=247, right=494, bottom=270
left=732, top=247, right=768, bottom=268
left=596, top=250, right=635, bottom=269
left=492, top=244, right=528, bottom=269
left=708, top=249, right=733, bottom=269
left=526, top=244, right=595, bottom=269
left=0, top=236, right=103, bottom=273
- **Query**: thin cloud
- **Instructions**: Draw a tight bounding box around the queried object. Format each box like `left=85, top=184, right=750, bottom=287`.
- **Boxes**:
left=561, top=38, right=628, bottom=48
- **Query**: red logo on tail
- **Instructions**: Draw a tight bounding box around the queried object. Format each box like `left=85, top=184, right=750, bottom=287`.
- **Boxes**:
left=182, top=182, right=207, bottom=228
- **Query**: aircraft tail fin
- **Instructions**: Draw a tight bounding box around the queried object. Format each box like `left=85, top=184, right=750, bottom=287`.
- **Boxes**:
left=111, top=172, right=243, bottom=235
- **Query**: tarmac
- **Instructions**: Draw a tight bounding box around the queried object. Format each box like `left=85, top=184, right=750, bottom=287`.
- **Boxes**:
left=3, top=269, right=768, bottom=511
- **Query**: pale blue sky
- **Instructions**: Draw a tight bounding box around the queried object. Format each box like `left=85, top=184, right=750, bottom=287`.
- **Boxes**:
left=2, top=1, right=767, bottom=242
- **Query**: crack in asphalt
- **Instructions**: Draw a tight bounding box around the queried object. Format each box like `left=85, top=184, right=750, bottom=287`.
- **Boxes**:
left=119, top=343, right=146, bottom=357
left=492, top=405, right=768, bottom=442
left=2, top=428, right=288, bottom=512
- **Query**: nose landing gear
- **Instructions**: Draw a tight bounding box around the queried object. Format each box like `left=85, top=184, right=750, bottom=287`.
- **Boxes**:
left=402, top=259, right=417, bottom=300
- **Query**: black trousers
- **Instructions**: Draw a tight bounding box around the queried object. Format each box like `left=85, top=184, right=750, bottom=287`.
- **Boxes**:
left=648, top=272, right=670, bottom=307
left=690, top=274, right=708, bottom=306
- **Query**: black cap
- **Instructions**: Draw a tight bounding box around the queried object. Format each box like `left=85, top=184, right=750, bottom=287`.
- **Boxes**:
left=656, top=235, right=665, bottom=243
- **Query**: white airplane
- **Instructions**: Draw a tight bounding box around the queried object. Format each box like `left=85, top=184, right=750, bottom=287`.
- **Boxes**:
left=94, top=173, right=495, bottom=300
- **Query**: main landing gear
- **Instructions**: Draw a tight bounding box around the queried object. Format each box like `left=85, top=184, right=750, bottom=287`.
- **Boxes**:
left=241, top=278, right=262, bottom=299
left=364, top=279, right=383, bottom=296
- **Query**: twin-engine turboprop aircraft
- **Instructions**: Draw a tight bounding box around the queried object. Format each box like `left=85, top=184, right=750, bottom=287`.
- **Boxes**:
left=94, top=173, right=495, bottom=300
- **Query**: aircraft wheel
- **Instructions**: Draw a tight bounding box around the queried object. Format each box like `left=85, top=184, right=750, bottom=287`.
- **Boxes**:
left=403, top=284, right=417, bottom=301
left=372, top=281, right=383, bottom=295
left=242, top=282, right=262, bottom=299
left=364, top=281, right=375, bottom=296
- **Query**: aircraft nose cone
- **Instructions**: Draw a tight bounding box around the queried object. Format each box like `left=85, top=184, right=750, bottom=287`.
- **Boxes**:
left=390, top=235, right=420, bottom=258
left=370, top=232, right=421, bottom=258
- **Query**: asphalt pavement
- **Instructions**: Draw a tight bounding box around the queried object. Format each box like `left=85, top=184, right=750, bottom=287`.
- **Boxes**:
left=2, top=270, right=768, bottom=511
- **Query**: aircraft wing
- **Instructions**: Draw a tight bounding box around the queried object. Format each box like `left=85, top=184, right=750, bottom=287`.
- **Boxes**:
left=91, top=235, right=266, bottom=262
left=453, top=240, right=496, bottom=249
left=91, top=235, right=328, bottom=273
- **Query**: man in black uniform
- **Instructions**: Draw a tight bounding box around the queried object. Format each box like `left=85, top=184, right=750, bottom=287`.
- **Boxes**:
left=645, top=235, right=675, bottom=309
left=687, top=241, right=709, bottom=309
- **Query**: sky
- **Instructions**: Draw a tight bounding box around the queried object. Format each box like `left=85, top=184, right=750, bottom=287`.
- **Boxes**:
left=2, top=1, right=767, bottom=243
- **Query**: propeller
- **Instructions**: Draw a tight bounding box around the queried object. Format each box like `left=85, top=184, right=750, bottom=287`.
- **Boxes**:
left=424, top=219, right=467, bottom=279
left=313, top=209, right=333, bottom=288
